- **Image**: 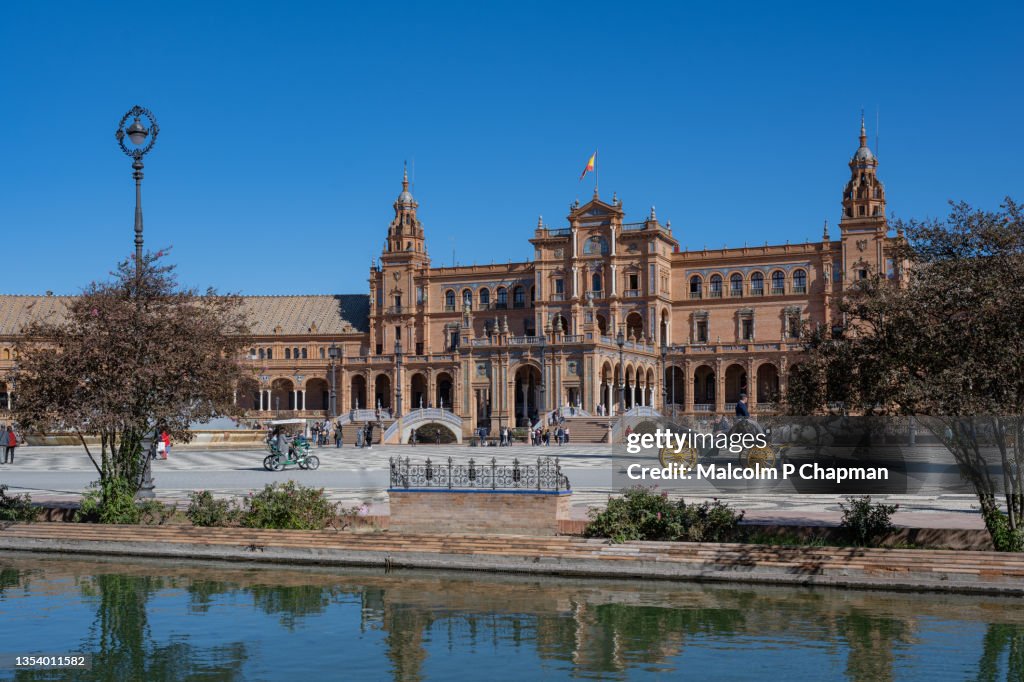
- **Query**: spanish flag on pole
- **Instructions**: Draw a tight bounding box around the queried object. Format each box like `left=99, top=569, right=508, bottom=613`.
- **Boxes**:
left=579, top=151, right=596, bottom=180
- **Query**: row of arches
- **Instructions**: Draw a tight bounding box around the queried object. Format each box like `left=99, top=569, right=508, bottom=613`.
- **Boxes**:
left=667, top=362, right=787, bottom=407
left=444, top=286, right=534, bottom=311
left=238, top=372, right=455, bottom=413
left=689, top=269, right=808, bottom=298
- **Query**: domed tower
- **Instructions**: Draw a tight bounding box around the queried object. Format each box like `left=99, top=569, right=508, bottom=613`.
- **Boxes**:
left=385, top=165, right=426, bottom=257
left=841, top=114, right=886, bottom=225
left=839, top=115, right=889, bottom=283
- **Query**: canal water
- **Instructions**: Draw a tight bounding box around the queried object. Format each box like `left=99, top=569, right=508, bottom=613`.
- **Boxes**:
left=0, top=552, right=1021, bottom=681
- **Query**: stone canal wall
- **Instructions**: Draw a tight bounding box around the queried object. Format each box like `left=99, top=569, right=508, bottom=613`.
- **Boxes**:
left=1, top=524, right=1022, bottom=595
left=389, top=490, right=571, bottom=536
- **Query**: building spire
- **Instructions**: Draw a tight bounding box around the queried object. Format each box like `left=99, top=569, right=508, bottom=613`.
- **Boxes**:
left=859, top=110, right=867, bottom=148
left=402, top=161, right=409, bottom=192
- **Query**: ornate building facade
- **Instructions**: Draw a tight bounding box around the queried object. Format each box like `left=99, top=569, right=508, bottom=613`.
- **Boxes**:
left=0, top=121, right=898, bottom=440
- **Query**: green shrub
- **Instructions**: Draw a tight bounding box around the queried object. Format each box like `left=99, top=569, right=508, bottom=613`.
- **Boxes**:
left=137, top=499, right=175, bottom=526
left=0, top=484, right=39, bottom=522
left=981, top=505, right=1024, bottom=552
left=839, top=495, right=897, bottom=546
left=239, top=481, right=337, bottom=530
left=583, top=487, right=744, bottom=543
left=77, top=478, right=141, bottom=524
left=186, top=491, right=238, bottom=527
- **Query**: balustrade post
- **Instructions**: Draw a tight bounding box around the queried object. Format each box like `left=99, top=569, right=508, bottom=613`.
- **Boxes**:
left=448, top=456, right=453, bottom=489
left=491, top=457, right=497, bottom=490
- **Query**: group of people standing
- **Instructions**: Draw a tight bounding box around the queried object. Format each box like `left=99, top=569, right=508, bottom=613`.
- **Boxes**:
left=0, top=424, right=19, bottom=464
left=531, top=425, right=569, bottom=446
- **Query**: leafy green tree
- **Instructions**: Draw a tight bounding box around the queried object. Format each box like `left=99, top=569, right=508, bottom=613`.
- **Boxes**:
left=787, top=199, right=1024, bottom=550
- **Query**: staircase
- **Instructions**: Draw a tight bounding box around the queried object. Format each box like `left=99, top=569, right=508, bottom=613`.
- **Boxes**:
left=341, top=420, right=393, bottom=446
left=563, top=416, right=612, bottom=444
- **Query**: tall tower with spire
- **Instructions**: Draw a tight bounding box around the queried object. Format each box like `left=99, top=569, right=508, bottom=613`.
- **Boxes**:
left=385, top=165, right=427, bottom=257
left=839, top=115, right=889, bottom=282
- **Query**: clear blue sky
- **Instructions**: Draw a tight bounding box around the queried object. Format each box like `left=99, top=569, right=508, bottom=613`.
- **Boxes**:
left=1, top=1, right=1021, bottom=295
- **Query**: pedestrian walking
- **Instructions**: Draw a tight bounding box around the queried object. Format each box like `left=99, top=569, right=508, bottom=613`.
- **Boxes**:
left=365, top=422, right=374, bottom=449
left=356, top=427, right=364, bottom=448
left=0, top=426, right=8, bottom=464
left=160, top=431, right=171, bottom=459
left=334, top=425, right=342, bottom=448
left=5, top=425, right=19, bottom=464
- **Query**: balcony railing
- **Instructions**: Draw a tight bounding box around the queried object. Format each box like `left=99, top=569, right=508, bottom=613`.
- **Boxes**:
left=693, top=404, right=714, bottom=412
left=621, top=222, right=647, bottom=231
left=729, top=288, right=743, bottom=297
left=444, top=304, right=456, bottom=312
left=509, top=336, right=544, bottom=345
left=793, top=285, right=807, bottom=294
left=689, top=291, right=702, bottom=299
left=751, top=288, right=764, bottom=296
left=550, top=293, right=565, bottom=301
left=624, top=289, right=641, bottom=298
left=709, top=289, right=722, bottom=298
left=770, top=287, right=785, bottom=295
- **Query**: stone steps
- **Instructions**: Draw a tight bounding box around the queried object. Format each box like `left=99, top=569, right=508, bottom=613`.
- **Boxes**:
left=562, top=417, right=612, bottom=443
left=3, top=523, right=1023, bottom=593
left=340, top=421, right=393, bottom=445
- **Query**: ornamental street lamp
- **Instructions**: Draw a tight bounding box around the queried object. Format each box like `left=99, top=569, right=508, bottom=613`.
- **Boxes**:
left=394, top=338, right=403, bottom=419
left=328, top=344, right=341, bottom=417
left=115, top=106, right=159, bottom=277
left=616, top=327, right=626, bottom=415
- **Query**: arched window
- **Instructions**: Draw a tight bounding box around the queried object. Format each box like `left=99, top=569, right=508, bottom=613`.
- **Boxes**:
left=292, top=347, right=299, bottom=359
left=462, top=289, right=473, bottom=310
left=583, top=236, right=609, bottom=255
left=730, top=273, right=743, bottom=296
left=249, top=348, right=256, bottom=358
left=709, top=274, right=723, bottom=297
left=530, top=286, right=535, bottom=305
left=444, top=290, right=455, bottom=310
left=592, top=273, right=602, bottom=292
left=689, top=275, right=702, bottom=299
left=512, top=286, right=525, bottom=308
left=301, top=348, right=308, bottom=359
left=793, top=269, right=807, bottom=292
left=751, top=272, right=764, bottom=295
left=266, top=348, right=273, bottom=360
left=285, top=348, right=291, bottom=360
left=319, top=347, right=325, bottom=359
left=479, top=287, right=490, bottom=307
left=496, top=287, right=508, bottom=309
left=771, top=271, right=785, bottom=294
left=259, top=348, right=266, bottom=360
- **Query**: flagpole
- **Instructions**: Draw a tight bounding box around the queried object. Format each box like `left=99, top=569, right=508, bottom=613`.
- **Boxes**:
left=595, top=149, right=599, bottom=197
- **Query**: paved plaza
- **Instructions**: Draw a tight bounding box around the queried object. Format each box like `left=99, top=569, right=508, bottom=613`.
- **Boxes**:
left=0, top=442, right=985, bottom=528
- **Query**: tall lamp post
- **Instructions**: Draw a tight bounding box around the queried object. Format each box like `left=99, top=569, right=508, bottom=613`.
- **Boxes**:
left=118, top=106, right=159, bottom=499
left=115, top=106, right=159, bottom=277
left=616, top=327, right=625, bottom=415
left=393, top=338, right=403, bottom=419
left=328, top=344, right=341, bottom=417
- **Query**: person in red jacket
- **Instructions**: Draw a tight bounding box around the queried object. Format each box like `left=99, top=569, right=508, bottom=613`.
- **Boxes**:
left=160, top=431, right=171, bottom=460
left=4, top=425, right=18, bottom=464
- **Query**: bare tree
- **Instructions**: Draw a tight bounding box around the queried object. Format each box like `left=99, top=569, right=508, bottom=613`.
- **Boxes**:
left=10, top=251, right=254, bottom=491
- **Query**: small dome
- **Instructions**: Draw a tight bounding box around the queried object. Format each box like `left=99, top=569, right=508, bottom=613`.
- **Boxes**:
left=397, top=189, right=415, bottom=204
left=853, top=145, right=876, bottom=162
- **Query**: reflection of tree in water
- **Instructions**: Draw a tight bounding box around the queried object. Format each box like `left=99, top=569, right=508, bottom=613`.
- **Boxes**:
left=839, top=611, right=911, bottom=682
left=382, top=604, right=433, bottom=682
left=975, top=623, right=1024, bottom=682
left=16, top=573, right=247, bottom=682
left=0, top=565, right=27, bottom=595
left=578, top=602, right=746, bottom=672
left=248, top=583, right=345, bottom=630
